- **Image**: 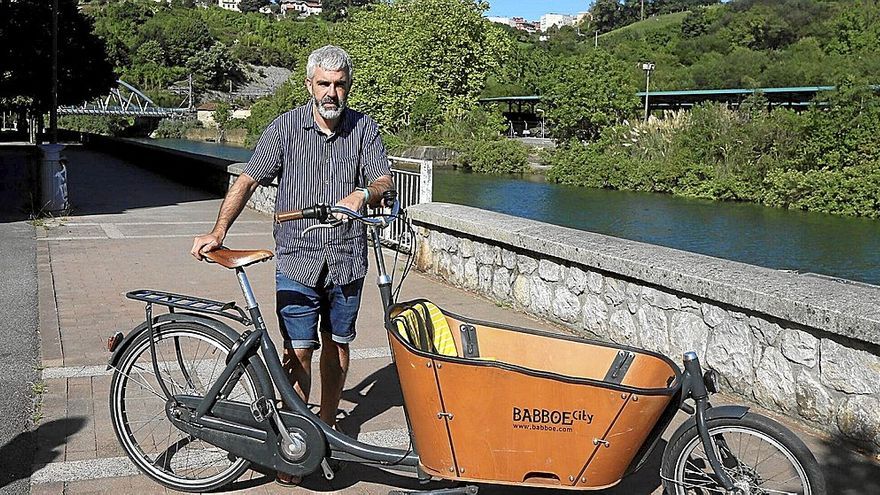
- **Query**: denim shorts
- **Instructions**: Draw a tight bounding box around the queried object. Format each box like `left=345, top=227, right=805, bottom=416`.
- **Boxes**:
left=275, top=267, right=364, bottom=350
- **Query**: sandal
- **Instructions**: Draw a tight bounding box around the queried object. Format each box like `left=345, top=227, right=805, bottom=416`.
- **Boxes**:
left=275, top=472, right=302, bottom=486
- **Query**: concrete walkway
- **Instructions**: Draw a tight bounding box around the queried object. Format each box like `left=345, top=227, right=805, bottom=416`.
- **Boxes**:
left=16, top=147, right=880, bottom=494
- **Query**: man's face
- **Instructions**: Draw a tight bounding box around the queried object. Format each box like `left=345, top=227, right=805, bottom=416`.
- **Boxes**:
left=306, top=66, right=350, bottom=121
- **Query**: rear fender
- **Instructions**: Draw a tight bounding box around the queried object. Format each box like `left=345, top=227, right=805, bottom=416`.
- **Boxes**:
left=106, top=312, right=274, bottom=401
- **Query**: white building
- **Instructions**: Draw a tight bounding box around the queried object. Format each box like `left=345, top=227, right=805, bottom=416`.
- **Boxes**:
left=280, top=0, right=323, bottom=17
left=540, top=13, right=575, bottom=32
left=487, top=16, right=513, bottom=27
left=218, top=0, right=240, bottom=12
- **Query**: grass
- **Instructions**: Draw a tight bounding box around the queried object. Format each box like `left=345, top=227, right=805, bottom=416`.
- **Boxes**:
left=31, top=380, right=47, bottom=424
left=599, top=11, right=689, bottom=44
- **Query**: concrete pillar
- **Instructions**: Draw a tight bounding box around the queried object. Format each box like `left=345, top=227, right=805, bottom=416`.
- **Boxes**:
left=419, top=159, right=433, bottom=204
left=38, top=143, right=69, bottom=214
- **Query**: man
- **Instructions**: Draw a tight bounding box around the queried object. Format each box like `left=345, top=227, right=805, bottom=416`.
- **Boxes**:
left=190, top=45, right=394, bottom=484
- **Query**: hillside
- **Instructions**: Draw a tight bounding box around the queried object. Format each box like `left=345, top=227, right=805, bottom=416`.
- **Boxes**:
left=594, top=0, right=878, bottom=91
left=599, top=11, right=689, bottom=45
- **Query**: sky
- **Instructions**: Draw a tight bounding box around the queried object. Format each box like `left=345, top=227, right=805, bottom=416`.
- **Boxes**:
left=486, top=1, right=594, bottom=21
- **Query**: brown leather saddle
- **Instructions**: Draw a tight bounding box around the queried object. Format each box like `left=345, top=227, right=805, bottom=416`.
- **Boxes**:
left=203, top=248, right=274, bottom=269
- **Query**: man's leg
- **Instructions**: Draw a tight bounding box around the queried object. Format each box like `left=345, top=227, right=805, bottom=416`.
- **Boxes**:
left=318, top=277, right=363, bottom=429
left=282, top=348, right=315, bottom=403
left=319, top=341, right=350, bottom=428
left=275, top=270, right=322, bottom=486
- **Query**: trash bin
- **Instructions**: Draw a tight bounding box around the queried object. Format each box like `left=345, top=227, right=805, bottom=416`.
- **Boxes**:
left=38, top=143, right=69, bottom=213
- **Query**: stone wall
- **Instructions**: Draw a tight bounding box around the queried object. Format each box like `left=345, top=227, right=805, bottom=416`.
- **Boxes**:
left=408, top=203, right=880, bottom=453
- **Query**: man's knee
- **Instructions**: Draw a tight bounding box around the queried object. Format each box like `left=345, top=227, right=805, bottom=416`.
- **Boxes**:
left=283, top=348, right=314, bottom=368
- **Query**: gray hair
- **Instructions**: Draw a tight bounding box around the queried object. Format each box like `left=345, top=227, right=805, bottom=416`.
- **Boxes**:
left=306, top=45, right=353, bottom=81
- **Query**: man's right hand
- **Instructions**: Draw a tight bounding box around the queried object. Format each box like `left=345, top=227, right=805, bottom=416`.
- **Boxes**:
left=191, top=232, right=224, bottom=260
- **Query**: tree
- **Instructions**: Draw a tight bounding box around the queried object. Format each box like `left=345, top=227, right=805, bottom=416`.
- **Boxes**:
left=185, top=43, right=243, bottom=91
left=140, top=10, right=215, bottom=66
left=0, top=0, right=116, bottom=116
left=213, top=102, right=231, bottom=141
left=543, top=50, right=639, bottom=142
left=592, top=0, right=623, bottom=33
left=681, top=7, right=709, bottom=38
left=239, top=0, right=269, bottom=14
left=89, top=0, right=156, bottom=68
left=338, top=0, right=513, bottom=129
left=321, top=0, right=376, bottom=22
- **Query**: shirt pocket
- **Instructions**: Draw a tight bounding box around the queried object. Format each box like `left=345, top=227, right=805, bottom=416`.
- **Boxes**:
left=332, top=154, right=360, bottom=186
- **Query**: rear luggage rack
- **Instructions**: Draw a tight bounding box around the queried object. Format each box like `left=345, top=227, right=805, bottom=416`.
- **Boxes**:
left=126, top=289, right=251, bottom=324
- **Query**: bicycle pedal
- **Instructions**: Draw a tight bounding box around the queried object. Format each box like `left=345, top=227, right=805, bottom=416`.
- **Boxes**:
left=250, top=397, right=274, bottom=422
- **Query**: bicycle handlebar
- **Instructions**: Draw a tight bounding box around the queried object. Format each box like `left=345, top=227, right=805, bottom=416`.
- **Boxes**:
left=275, top=192, right=401, bottom=228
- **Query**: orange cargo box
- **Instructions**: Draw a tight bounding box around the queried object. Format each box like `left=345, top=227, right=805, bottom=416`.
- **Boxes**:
left=387, top=299, right=682, bottom=491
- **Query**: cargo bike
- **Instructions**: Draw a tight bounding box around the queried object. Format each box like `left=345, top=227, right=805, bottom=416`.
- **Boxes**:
left=107, top=195, right=825, bottom=494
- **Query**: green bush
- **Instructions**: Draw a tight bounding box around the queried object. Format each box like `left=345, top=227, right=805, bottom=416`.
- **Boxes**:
left=460, top=139, right=529, bottom=174
left=763, top=162, right=880, bottom=218
left=58, top=115, right=133, bottom=136
left=153, top=118, right=202, bottom=139
left=545, top=87, right=880, bottom=218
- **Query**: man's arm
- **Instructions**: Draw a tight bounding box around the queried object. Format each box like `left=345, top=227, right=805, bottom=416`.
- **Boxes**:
left=334, top=174, right=395, bottom=217
left=190, top=173, right=259, bottom=259
left=365, top=175, right=394, bottom=208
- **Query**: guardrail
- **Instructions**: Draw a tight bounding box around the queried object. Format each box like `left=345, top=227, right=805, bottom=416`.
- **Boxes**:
left=386, top=156, right=433, bottom=252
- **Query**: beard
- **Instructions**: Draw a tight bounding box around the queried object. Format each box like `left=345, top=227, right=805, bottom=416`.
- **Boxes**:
left=314, top=95, right=346, bottom=120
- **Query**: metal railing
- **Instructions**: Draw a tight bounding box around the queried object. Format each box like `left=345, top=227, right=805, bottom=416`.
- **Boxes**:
left=384, top=156, right=433, bottom=252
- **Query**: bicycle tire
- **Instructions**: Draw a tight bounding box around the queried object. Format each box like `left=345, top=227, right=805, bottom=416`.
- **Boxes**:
left=109, top=321, right=264, bottom=492
left=661, top=411, right=825, bottom=494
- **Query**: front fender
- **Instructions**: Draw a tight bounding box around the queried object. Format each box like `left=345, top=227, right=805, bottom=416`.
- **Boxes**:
left=667, top=404, right=750, bottom=441
left=106, top=312, right=274, bottom=400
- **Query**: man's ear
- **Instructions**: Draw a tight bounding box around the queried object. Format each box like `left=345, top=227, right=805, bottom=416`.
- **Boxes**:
left=304, top=78, right=313, bottom=96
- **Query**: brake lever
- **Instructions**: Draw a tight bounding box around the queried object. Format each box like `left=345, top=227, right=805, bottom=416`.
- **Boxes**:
left=302, top=218, right=344, bottom=236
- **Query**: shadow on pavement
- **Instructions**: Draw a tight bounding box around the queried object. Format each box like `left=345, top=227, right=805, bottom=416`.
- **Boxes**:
left=820, top=433, right=880, bottom=495
left=339, top=363, right=404, bottom=438
left=62, top=148, right=222, bottom=217
left=0, top=417, right=88, bottom=489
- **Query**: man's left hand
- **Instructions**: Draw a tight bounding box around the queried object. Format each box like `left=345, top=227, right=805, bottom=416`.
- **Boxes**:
left=333, top=190, right=366, bottom=222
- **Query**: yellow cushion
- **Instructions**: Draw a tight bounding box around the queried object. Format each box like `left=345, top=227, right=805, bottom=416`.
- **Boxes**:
left=392, top=302, right=457, bottom=357
left=419, top=302, right=456, bottom=357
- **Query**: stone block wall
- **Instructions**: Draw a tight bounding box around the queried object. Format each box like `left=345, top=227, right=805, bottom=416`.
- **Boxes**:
left=408, top=203, right=880, bottom=453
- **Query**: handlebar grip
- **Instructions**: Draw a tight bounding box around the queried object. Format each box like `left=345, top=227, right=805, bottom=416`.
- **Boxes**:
left=275, top=205, right=329, bottom=223
left=275, top=210, right=304, bottom=223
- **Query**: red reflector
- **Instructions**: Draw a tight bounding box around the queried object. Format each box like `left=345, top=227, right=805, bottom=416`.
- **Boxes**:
left=107, top=332, right=123, bottom=352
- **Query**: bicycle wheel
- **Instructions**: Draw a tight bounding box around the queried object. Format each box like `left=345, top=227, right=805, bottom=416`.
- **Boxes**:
left=661, top=412, right=825, bottom=495
left=109, top=321, right=264, bottom=492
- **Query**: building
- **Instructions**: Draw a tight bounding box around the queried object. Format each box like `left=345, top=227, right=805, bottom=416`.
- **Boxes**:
left=218, top=0, right=240, bottom=12
left=486, top=15, right=539, bottom=33
left=487, top=16, right=512, bottom=26
left=539, top=13, right=575, bottom=32
left=576, top=11, right=592, bottom=26
left=196, top=103, right=251, bottom=128
left=280, top=0, right=323, bottom=17
left=511, top=17, right=539, bottom=33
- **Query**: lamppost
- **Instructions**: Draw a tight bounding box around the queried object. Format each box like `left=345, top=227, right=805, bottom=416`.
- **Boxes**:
left=641, top=62, right=655, bottom=122
left=535, top=107, right=545, bottom=139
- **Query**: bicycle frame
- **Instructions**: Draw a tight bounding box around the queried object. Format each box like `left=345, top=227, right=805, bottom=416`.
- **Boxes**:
left=144, top=222, right=424, bottom=479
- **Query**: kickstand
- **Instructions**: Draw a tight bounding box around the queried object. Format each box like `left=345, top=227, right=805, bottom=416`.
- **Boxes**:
left=388, top=486, right=478, bottom=495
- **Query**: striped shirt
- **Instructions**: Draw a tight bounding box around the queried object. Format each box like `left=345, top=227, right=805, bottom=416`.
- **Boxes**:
left=242, top=102, right=391, bottom=286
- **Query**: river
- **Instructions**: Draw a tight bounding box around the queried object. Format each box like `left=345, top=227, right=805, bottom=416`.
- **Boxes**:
left=134, top=138, right=880, bottom=286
